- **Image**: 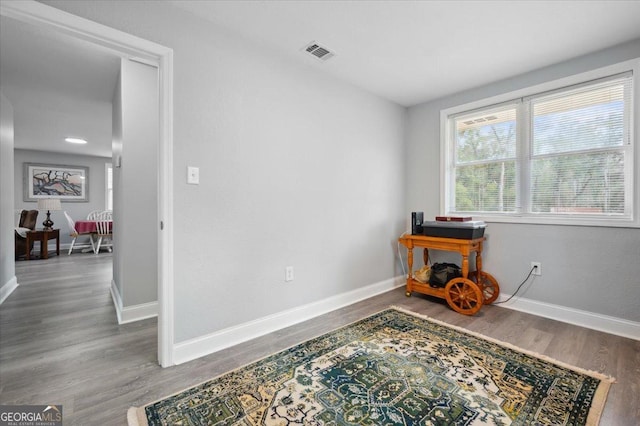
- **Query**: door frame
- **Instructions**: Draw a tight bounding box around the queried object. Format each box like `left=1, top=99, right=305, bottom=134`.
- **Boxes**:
left=1, top=0, right=175, bottom=367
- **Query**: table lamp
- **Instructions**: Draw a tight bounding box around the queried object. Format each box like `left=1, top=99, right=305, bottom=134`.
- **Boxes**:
left=37, top=198, right=62, bottom=230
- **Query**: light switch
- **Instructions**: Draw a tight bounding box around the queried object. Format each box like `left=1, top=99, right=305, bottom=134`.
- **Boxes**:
left=187, top=166, right=199, bottom=184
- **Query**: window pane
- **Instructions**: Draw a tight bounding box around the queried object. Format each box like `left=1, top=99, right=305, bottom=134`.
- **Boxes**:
left=531, top=151, right=625, bottom=214
left=532, top=78, right=629, bottom=156
left=455, top=107, right=516, bottom=163
left=446, top=69, right=633, bottom=223
left=455, top=161, right=517, bottom=212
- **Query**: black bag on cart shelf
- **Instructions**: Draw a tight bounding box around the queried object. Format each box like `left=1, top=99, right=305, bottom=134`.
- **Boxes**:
left=429, top=263, right=462, bottom=288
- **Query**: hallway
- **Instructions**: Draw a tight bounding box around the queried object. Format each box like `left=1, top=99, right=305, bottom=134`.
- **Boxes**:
left=0, top=254, right=156, bottom=423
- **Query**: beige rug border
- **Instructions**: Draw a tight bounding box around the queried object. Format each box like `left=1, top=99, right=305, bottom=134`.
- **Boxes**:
left=128, top=306, right=616, bottom=426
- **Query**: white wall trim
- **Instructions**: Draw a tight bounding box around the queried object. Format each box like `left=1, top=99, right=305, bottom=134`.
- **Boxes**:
left=496, top=293, right=640, bottom=341
left=110, top=279, right=158, bottom=325
left=173, top=276, right=405, bottom=365
left=0, top=276, right=18, bottom=305
left=59, top=242, right=90, bottom=253
left=110, top=280, right=123, bottom=323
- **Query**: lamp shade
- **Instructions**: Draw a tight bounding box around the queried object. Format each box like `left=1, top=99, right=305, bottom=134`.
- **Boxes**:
left=37, top=198, right=62, bottom=211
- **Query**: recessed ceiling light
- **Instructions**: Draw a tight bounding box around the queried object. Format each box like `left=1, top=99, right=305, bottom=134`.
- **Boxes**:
left=65, top=137, right=87, bottom=144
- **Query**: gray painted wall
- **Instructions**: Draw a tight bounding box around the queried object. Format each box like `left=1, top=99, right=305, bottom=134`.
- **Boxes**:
left=0, top=93, right=15, bottom=294
left=13, top=149, right=110, bottom=246
left=43, top=0, right=407, bottom=343
left=406, top=40, right=640, bottom=323
left=114, top=58, right=158, bottom=307
left=10, top=1, right=636, bottom=341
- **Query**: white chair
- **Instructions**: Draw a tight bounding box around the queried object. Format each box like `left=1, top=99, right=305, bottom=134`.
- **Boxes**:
left=87, top=210, right=101, bottom=220
left=64, top=211, right=95, bottom=255
left=93, top=210, right=113, bottom=254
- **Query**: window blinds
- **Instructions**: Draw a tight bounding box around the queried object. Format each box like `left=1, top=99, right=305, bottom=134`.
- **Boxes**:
left=448, top=71, right=633, bottom=218
left=530, top=74, right=631, bottom=215
left=453, top=105, right=518, bottom=213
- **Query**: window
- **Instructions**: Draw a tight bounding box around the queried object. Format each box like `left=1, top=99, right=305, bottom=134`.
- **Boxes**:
left=105, top=163, right=113, bottom=211
left=529, top=78, right=629, bottom=216
left=442, top=61, right=637, bottom=227
left=451, top=104, right=518, bottom=213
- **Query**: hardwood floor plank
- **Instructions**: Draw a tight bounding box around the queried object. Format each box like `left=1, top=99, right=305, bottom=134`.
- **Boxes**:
left=1, top=254, right=638, bottom=425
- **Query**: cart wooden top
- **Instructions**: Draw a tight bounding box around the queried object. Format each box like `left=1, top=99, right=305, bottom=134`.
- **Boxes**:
left=398, top=234, right=485, bottom=254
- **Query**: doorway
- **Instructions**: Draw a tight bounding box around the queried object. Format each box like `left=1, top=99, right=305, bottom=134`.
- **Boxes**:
left=0, top=1, right=174, bottom=367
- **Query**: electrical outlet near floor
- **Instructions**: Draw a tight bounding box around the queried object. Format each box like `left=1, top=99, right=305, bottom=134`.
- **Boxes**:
left=285, top=266, right=294, bottom=282
left=531, top=262, right=542, bottom=276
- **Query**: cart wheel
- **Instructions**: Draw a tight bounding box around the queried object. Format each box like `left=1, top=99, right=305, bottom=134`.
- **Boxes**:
left=444, top=278, right=483, bottom=315
left=472, top=271, right=500, bottom=304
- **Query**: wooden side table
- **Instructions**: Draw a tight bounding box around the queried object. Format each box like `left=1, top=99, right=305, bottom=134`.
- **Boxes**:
left=398, top=234, right=500, bottom=315
left=25, top=229, right=60, bottom=260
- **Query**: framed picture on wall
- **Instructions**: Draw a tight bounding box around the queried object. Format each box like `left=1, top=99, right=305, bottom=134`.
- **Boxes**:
left=24, top=163, right=89, bottom=202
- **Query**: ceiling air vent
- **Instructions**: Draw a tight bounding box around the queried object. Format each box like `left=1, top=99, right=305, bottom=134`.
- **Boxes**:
left=303, top=41, right=335, bottom=61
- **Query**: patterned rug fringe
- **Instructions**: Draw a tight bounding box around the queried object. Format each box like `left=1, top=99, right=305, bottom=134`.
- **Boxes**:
left=128, top=305, right=615, bottom=426
left=127, top=406, right=145, bottom=426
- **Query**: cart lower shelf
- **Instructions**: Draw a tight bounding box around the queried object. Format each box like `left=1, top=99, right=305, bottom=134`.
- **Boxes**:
left=405, top=271, right=499, bottom=315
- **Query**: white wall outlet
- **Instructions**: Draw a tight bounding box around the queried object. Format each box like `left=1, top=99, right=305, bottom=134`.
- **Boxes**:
left=531, top=261, right=542, bottom=276
left=187, top=166, right=199, bottom=184
left=285, top=266, right=294, bottom=282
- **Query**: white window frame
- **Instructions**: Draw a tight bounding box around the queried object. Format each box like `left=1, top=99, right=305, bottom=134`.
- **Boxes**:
left=440, top=59, right=639, bottom=228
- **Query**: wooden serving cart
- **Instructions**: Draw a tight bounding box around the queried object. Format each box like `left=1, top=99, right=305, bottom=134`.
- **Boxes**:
left=398, top=234, right=500, bottom=315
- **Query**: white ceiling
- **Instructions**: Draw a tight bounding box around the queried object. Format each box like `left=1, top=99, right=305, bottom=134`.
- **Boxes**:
left=170, top=0, right=640, bottom=106
left=2, top=1, right=640, bottom=157
left=0, top=15, right=120, bottom=158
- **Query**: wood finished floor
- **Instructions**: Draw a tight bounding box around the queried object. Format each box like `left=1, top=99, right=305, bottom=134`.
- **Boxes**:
left=1, top=254, right=638, bottom=425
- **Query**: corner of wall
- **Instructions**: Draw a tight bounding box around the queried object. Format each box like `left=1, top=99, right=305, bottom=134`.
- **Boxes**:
left=110, top=279, right=158, bottom=325
left=1, top=92, right=16, bottom=288
left=0, top=276, right=19, bottom=305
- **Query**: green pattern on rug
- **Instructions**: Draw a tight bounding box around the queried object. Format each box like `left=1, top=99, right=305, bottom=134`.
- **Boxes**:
left=141, top=308, right=611, bottom=425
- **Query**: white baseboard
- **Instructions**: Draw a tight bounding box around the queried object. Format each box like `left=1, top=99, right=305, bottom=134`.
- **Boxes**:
left=172, top=275, right=637, bottom=365
left=61, top=242, right=93, bottom=252
left=110, top=280, right=158, bottom=324
left=0, top=276, right=19, bottom=305
left=173, top=275, right=406, bottom=365
left=496, top=293, right=640, bottom=341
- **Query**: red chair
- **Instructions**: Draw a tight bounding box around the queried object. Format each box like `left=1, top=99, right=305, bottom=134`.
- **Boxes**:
left=64, top=211, right=95, bottom=255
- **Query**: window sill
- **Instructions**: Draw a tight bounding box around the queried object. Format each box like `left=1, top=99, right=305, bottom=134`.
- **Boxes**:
left=459, top=213, right=639, bottom=229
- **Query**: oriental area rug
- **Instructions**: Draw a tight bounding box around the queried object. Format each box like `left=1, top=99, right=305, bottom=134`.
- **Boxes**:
left=128, top=307, right=614, bottom=426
